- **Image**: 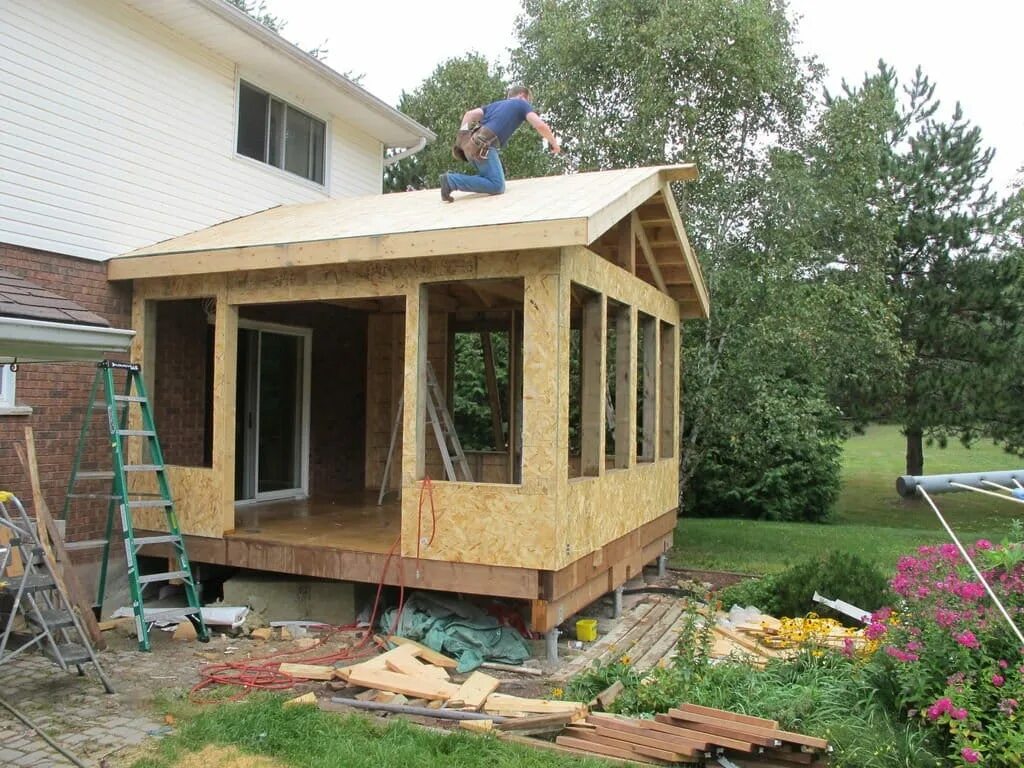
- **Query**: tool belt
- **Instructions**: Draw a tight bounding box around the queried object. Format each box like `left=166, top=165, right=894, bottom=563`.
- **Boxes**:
left=452, top=125, right=500, bottom=163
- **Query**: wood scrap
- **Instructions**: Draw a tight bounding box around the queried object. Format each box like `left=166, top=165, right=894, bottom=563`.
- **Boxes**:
left=283, top=692, right=317, bottom=707
left=555, top=734, right=665, bottom=765
left=321, top=698, right=505, bottom=722
left=343, top=666, right=460, bottom=701
left=385, top=650, right=450, bottom=680
left=494, top=711, right=582, bottom=736
left=278, top=663, right=336, bottom=681
left=480, top=662, right=544, bottom=676
left=666, top=707, right=829, bottom=750
left=499, top=732, right=652, bottom=766
left=380, top=634, right=458, bottom=669
left=458, top=719, right=493, bottom=732
left=455, top=671, right=501, bottom=711
left=564, top=726, right=695, bottom=763
left=483, top=692, right=587, bottom=715
left=593, top=680, right=625, bottom=711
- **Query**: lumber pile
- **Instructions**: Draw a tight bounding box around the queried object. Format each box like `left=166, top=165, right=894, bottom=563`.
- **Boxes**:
left=553, top=703, right=830, bottom=766
left=712, top=611, right=869, bottom=664
left=309, top=636, right=586, bottom=726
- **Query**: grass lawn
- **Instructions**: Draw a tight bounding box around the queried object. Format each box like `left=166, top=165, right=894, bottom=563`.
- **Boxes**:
left=672, top=424, right=1022, bottom=575
left=131, top=694, right=606, bottom=768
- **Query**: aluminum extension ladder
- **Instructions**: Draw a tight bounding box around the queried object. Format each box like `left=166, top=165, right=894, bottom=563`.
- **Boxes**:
left=0, top=491, right=114, bottom=692
left=377, top=360, right=472, bottom=504
left=63, top=361, right=208, bottom=651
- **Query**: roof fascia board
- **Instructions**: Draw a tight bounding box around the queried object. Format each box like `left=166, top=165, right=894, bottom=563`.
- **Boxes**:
left=108, top=218, right=588, bottom=281
left=660, top=181, right=709, bottom=318
left=189, top=0, right=434, bottom=145
left=0, top=317, right=135, bottom=363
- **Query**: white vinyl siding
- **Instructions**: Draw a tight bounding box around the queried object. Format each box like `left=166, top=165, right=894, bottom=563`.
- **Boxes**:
left=0, top=0, right=384, bottom=262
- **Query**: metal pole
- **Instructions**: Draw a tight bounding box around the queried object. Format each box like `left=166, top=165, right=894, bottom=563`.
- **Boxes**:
left=897, top=469, right=1024, bottom=498
left=613, top=586, right=623, bottom=620
left=545, top=628, right=559, bottom=662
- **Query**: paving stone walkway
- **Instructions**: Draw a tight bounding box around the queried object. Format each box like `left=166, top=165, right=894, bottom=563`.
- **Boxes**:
left=0, top=635, right=205, bottom=768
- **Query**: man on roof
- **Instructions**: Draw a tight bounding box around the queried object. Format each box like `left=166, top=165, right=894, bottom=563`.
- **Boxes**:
left=440, top=86, right=560, bottom=203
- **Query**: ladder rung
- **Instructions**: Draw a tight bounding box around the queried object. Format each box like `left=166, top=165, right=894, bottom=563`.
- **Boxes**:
left=67, top=493, right=122, bottom=500
left=75, top=471, right=115, bottom=480
left=116, top=429, right=156, bottom=437
left=137, top=570, right=189, bottom=585
left=113, top=395, right=147, bottom=403
left=64, top=538, right=109, bottom=551
left=3, top=573, right=56, bottom=592
left=44, top=643, right=91, bottom=665
left=133, top=535, right=182, bottom=546
left=126, top=499, right=172, bottom=509
left=140, top=606, right=199, bottom=621
left=123, top=464, right=163, bottom=472
left=28, top=608, right=75, bottom=628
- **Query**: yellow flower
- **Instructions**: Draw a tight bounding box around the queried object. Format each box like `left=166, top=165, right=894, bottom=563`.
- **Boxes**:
left=551, top=687, right=564, bottom=699
left=619, top=655, right=631, bottom=665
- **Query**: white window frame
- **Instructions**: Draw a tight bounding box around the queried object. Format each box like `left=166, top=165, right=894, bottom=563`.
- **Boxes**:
left=234, top=78, right=329, bottom=188
left=0, top=365, right=30, bottom=415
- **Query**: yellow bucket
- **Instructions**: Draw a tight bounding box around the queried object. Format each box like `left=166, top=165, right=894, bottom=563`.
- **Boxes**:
left=576, top=618, right=598, bottom=642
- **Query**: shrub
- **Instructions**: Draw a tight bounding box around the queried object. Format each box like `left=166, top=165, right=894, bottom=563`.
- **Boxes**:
left=717, top=552, right=893, bottom=625
left=685, top=381, right=842, bottom=522
left=864, top=536, right=1024, bottom=766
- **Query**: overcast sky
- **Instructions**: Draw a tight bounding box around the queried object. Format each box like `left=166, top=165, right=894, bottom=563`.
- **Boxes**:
left=272, top=0, right=1022, bottom=194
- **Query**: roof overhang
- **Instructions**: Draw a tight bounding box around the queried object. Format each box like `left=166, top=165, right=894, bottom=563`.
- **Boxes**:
left=109, top=164, right=708, bottom=317
left=0, top=317, right=135, bottom=364
left=124, top=0, right=434, bottom=148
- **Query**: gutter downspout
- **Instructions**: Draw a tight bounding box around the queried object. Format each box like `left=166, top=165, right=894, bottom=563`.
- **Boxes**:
left=383, top=137, right=428, bottom=167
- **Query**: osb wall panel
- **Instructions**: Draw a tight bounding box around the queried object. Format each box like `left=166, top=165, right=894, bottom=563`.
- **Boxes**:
left=130, top=466, right=220, bottom=538
left=554, top=247, right=682, bottom=570
left=563, top=460, right=677, bottom=567
left=400, top=268, right=564, bottom=569
left=400, top=481, right=557, bottom=570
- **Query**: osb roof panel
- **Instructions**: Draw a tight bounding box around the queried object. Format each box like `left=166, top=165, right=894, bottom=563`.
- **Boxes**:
left=121, top=165, right=695, bottom=258
left=0, top=270, right=109, bottom=327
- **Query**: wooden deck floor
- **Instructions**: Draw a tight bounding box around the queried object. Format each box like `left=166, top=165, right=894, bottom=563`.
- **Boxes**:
left=231, top=493, right=399, bottom=555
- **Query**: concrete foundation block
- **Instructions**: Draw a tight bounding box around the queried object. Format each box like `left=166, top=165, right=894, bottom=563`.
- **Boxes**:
left=222, top=572, right=355, bottom=626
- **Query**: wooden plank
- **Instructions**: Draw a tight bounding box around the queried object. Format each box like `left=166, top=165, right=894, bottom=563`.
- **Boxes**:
left=633, top=213, right=668, bottom=294
left=480, top=331, right=505, bottom=450
left=649, top=715, right=756, bottom=752
left=483, top=693, right=585, bottom=715
left=494, top=711, right=580, bottom=734
left=567, top=726, right=694, bottom=762
left=384, top=635, right=459, bottom=669
left=616, top=216, right=637, bottom=274
left=278, top=663, right=336, bottom=681
left=666, top=709, right=828, bottom=750
left=639, top=314, right=658, bottom=461
left=455, top=671, right=501, bottom=710
left=661, top=182, right=708, bottom=318
left=555, top=735, right=664, bottom=765
left=631, top=602, right=686, bottom=671
left=595, top=599, right=673, bottom=667
left=502, top=733, right=651, bottom=766
left=580, top=289, right=606, bottom=477
left=677, top=702, right=778, bottom=729
left=383, top=649, right=450, bottom=680
left=343, top=666, right=460, bottom=701
left=594, top=680, right=625, bottom=711
left=613, top=302, right=635, bottom=468
left=588, top=716, right=704, bottom=755
left=658, top=321, right=676, bottom=460
left=15, top=431, right=105, bottom=651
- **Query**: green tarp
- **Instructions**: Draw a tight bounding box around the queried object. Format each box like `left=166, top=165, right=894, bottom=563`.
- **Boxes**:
left=379, top=593, right=530, bottom=673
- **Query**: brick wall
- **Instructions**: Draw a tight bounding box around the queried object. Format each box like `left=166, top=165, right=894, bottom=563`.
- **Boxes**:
left=240, top=304, right=367, bottom=496
left=0, top=243, right=132, bottom=541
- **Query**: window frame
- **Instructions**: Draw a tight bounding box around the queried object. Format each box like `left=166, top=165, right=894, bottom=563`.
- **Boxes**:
left=234, top=79, right=329, bottom=187
left=0, top=365, right=30, bottom=415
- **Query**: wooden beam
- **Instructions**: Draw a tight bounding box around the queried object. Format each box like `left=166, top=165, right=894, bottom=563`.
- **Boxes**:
left=661, top=182, right=708, bottom=318
left=616, top=217, right=637, bottom=275
left=614, top=304, right=634, bottom=469
left=108, top=219, right=589, bottom=281
left=631, top=213, right=668, bottom=294
left=640, top=315, right=659, bottom=462
left=659, top=321, right=677, bottom=460
left=580, top=291, right=606, bottom=477
left=212, top=290, right=238, bottom=532
left=480, top=331, right=505, bottom=450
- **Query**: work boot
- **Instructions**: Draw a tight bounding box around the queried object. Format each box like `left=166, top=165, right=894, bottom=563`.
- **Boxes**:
left=439, top=173, right=453, bottom=203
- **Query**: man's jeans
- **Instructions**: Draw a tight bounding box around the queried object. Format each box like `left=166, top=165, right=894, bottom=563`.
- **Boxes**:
left=446, top=149, right=506, bottom=195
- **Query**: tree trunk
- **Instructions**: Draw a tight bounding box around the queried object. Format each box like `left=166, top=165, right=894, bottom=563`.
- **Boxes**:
left=905, top=426, right=924, bottom=476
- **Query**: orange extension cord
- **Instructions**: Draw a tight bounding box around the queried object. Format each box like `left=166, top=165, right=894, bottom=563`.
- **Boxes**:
left=189, top=478, right=438, bottom=703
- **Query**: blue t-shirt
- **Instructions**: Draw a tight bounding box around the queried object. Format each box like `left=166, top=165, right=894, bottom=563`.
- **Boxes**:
left=480, top=98, right=534, bottom=147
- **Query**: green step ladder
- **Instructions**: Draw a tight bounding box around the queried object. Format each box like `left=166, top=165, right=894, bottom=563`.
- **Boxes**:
left=63, top=360, right=209, bottom=651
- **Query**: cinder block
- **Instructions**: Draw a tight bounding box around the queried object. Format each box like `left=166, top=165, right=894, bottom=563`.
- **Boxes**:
left=222, top=571, right=355, bottom=626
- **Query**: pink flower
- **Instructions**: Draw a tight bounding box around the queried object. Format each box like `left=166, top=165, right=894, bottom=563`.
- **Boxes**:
left=975, top=539, right=993, bottom=550
left=961, top=747, right=980, bottom=763
left=947, top=672, right=966, bottom=687
left=992, top=674, right=1005, bottom=687
left=954, top=631, right=980, bottom=649
left=999, top=659, right=1008, bottom=669
left=865, top=622, right=888, bottom=640
left=885, top=646, right=919, bottom=663
left=927, top=697, right=952, bottom=720
left=950, top=707, right=968, bottom=720
left=998, top=698, right=1018, bottom=716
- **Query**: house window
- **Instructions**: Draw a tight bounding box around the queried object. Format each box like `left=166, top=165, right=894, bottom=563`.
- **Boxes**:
left=0, top=365, right=16, bottom=409
left=237, top=81, right=326, bottom=184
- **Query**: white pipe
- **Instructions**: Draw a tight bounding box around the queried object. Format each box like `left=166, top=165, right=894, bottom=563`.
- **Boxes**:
left=383, top=137, right=428, bottom=167
left=917, top=487, right=1024, bottom=647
